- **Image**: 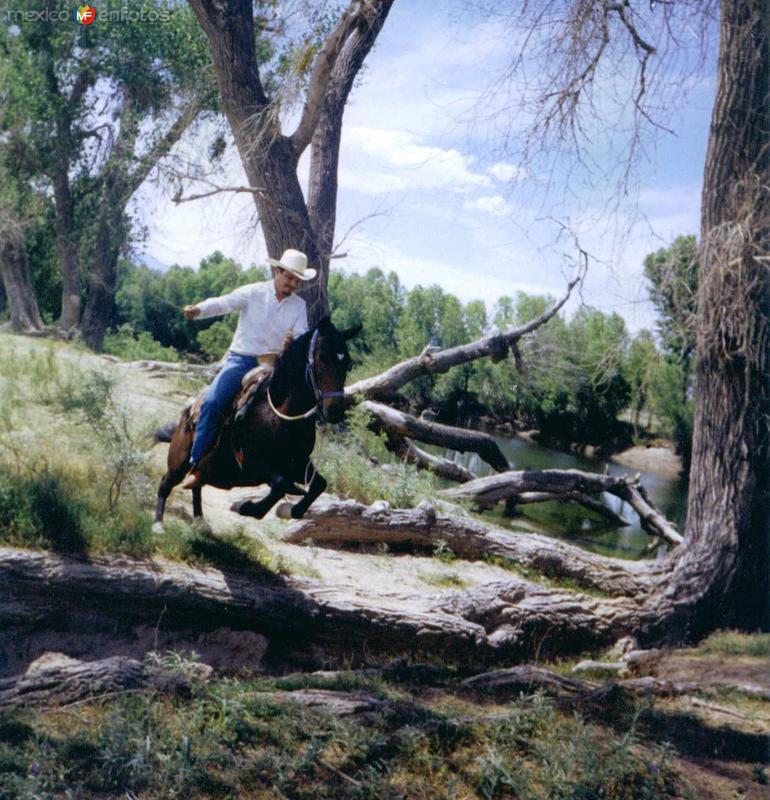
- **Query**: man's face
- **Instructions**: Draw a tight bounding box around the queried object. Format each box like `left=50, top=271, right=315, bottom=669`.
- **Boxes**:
left=274, top=267, right=301, bottom=299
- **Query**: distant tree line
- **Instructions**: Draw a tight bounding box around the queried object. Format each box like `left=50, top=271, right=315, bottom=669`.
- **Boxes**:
left=18, top=235, right=691, bottom=457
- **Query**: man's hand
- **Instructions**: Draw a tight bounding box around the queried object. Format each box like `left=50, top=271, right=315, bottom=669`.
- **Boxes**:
left=184, top=305, right=200, bottom=320
left=282, top=331, right=294, bottom=351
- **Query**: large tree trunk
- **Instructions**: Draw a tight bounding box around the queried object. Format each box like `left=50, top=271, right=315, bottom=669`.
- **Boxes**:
left=668, top=0, right=769, bottom=632
left=188, top=0, right=326, bottom=319
left=187, top=0, right=393, bottom=324
left=51, top=168, right=81, bottom=329
left=79, top=171, right=127, bottom=350
left=306, top=0, right=395, bottom=293
left=0, top=232, right=44, bottom=332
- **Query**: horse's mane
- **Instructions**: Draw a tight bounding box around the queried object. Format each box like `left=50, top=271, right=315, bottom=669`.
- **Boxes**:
left=268, top=328, right=314, bottom=405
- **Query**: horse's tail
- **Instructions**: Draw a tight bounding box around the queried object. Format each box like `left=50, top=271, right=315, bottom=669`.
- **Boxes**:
left=153, top=420, right=178, bottom=444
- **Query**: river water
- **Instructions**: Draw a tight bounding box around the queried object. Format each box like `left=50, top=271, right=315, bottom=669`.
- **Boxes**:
left=436, top=433, right=689, bottom=561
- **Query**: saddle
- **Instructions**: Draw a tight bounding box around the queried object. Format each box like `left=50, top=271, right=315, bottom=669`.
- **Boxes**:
left=184, top=364, right=273, bottom=433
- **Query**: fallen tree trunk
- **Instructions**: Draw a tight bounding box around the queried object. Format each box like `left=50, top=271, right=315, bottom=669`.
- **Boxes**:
left=282, top=496, right=656, bottom=597
left=0, top=545, right=653, bottom=668
left=441, top=469, right=684, bottom=547
left=378, top=429, right=479, bottom=483
left=363, top=401, right=509, bottom=473
left=0, top=653, right=194, bottom=710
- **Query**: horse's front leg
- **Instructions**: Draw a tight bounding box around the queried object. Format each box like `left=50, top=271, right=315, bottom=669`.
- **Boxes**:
left=230, top=475, right=292, bottom=520
left=277, top=467, right=327, bottom=520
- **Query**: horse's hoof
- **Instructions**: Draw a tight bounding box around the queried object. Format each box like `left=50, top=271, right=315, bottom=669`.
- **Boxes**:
left=193, top=517, right=213, bottom=535
left=151, top=522, right=164, bottom=535
left=275, top=502, right=293, bottom=520
left=231, top=500, right=266, bottom=519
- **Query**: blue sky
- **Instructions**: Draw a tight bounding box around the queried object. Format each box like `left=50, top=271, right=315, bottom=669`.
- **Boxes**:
left=133, top=1, right=717, bottom=334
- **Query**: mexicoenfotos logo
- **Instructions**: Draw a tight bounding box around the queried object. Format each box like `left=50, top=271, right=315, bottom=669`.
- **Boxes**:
left=73, top=5, right=97, bottom=25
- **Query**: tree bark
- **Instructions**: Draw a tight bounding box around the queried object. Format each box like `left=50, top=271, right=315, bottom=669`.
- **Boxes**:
left=0, top=546, right=653, bottom=666
left=189, top=0, right=326, bottom=318
left=304, top=0, right=395, bottom=295
left=79, top=170, right=128, bottom=350
left=50, top=168, right=81, bottom=329
left=0, top=233, right=44, bottom=332
left=669, top=0, right=770, bottom=631
left=38, top=32, right=88, bottom=330
left=380, top=431, right=480, bottom=483
left=0, top=653, right=193, bottom=710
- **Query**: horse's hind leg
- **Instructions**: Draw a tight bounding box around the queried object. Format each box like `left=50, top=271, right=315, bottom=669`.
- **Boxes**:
left=153, top=418, right=193, bottom=534
left=277, top=468, right=327, bottom=520
left=153, top=465, right=187, bottom=533
left=231, top=476, right=291, bottom=520
left=191, top=487, right=213, bottom=535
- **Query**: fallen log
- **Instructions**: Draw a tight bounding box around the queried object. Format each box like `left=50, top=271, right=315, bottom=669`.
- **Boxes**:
left=379, top=429, right=478, bottom=483
left=441, top=469, right=684, bottom=546
left=283, top=496, right=655, bottom=597
left=363, top=401, right=509, bottom=473
left=0, top=545, right=649, bottom=668
left=0, top=652, right=194, bottom=710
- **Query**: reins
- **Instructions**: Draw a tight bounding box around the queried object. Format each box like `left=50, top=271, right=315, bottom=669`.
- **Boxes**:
left=267, top=328, right=345, bottom=422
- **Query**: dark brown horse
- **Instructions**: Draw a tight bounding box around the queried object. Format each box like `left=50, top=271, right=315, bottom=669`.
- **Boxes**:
left=152, top=317, right=360, bottom=533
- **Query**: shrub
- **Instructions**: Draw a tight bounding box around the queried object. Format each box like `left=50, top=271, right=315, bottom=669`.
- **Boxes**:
left=316, top=404, right=437, bottom=507
left=103, top=324, right=180, bottom=362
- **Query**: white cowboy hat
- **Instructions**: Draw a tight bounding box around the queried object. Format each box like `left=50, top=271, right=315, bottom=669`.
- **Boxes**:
left=267, top=248, right=316, bottom=280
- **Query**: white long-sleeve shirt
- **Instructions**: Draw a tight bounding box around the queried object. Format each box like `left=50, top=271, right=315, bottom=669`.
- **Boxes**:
left=195, top=281, right=308, bottom=356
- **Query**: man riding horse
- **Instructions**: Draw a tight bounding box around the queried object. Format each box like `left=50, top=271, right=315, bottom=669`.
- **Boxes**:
left=180, top=248, right=314, bottom=490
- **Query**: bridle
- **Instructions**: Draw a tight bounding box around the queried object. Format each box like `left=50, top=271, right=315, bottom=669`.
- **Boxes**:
left=267, top=328, right=345, bottom=422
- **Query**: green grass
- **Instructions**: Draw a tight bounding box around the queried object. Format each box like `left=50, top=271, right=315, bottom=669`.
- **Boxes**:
left=696, top=629, right=770, bottom=657
left=0, top=677, right=684, bottom=800
left=419, top=569, right=470, bottom=589
left=313, top=402, right=439, bottom=508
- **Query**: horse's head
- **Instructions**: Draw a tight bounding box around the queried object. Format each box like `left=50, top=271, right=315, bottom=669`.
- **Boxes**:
left=313, top=316, right=361, bottom=424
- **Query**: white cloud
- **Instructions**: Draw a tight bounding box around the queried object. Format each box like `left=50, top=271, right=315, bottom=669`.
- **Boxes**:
left=463, top=195, right=512, bottom=217
left=340, top=126, right=492, bottom=195
left=489, top=162, right=527, bottom=182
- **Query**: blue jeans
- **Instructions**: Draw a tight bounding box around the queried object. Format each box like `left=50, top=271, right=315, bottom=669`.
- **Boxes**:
left=191, top=352, right=257, bottom=464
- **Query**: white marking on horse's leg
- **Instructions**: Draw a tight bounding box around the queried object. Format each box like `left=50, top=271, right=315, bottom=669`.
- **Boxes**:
left=151, top=521, right=165, bottom=535
left=275, top=502, right=293, bottom=520
left=193, top=517, right=213, bottom=536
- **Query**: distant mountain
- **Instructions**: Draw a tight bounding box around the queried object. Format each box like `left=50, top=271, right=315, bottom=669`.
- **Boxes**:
left=133, top=251, right=171, bottom=272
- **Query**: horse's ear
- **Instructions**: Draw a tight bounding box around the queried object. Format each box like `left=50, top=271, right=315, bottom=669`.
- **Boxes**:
left=343, top=323, right=362, bottom=341
left=317, top=315, right=333, bottom=334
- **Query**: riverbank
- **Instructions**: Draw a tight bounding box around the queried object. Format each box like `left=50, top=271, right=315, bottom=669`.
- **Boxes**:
left=611, top=443, right=684, bottom=478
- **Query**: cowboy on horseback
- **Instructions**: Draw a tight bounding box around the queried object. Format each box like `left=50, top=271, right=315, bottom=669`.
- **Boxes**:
left=180, top=248, right=315, bottom=490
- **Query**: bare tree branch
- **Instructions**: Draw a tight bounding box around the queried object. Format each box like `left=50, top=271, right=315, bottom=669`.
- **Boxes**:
left=441, top=468, right=683, bottom=547
left=171, top=182, right=268, bottom=205
left=363, top=400, right=509, bottom=473
left=345, top=277, right=580, bottom=401
left=289, top=0, right=366, bottom=154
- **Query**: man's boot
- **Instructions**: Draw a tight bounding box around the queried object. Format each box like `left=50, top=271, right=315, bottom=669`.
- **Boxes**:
left=181, top=463, right=202, bottom=490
